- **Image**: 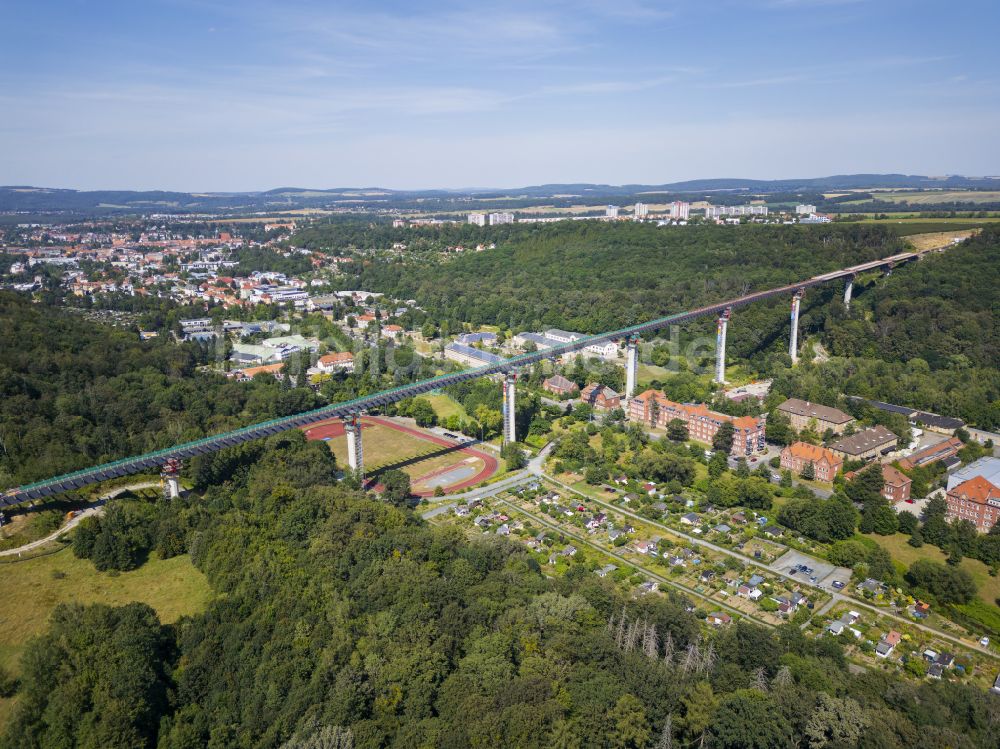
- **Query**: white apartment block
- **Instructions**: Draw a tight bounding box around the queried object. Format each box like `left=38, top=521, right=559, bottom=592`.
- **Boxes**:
left=468, top=214, right=487, bottom=226
left=669, top=201, right=691, bottom=220
left=488, top=212, right=515, bottom=225
left=634, top=202, right=649, bottom=219
left=606, top=205, right=620, bottom=219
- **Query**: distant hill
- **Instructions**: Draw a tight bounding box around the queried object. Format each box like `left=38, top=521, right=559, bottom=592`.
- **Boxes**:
left=3, top=174, right=1000, bottom=216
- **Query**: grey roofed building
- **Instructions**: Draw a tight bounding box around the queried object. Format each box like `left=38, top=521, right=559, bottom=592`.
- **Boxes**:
left=829, top=425, right=898, bottom=458
left=777, top=398, right=853, bottom=427
left=947, top=457, right=1000, bottom=491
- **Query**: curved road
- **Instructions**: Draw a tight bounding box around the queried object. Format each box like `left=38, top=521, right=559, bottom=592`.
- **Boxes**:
left=0, top=482, right=160, bottom=558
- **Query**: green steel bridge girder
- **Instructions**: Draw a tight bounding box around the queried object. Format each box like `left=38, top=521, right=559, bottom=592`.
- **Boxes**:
left=0, top=249, right=924, bottom=507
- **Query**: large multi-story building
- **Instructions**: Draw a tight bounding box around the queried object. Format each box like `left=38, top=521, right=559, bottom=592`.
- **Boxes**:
left=844, top=463, right=912, bottom=503
left=780, top=442, right=843, bottom=481
left=705, top=204, right=769, bottom=219
left=468, top=213, right=487, bottom=226
left=488, top=212, right=515, bottom=225
left=606, top=205, right=620, bottom=219
left=629, top=390, right=766, bottom=456
left=633, top=202, right=649, bottom=219
left=776, top=398, right=854, bottom=435
left=796, top=204, right=817, bottom=215
left=829, top=425, right=898, bottom=461
left=669, top=201, right=690, bottom=220
left=946, top=476, right=1000, bottom=533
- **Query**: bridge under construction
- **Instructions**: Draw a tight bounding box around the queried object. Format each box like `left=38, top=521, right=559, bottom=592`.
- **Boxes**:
left=1, top=247, right=936, bottom=507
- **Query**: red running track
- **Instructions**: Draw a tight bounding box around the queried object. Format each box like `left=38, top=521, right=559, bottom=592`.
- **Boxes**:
left=303, top=415, right=499, bottom=496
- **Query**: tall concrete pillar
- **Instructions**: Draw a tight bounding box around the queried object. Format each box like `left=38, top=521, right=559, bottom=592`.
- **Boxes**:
left=625, top=337, right=639, bottom=399
left=161, top=459, right=182, bottom=499
left=502, top=372, right=517, bottom=445
left=715, top=308, right=731, bottom=384
left=789, top=291, right=804, bottom=364
left=345, top=413, right=364, bottom=478
left=843, top=276, right=854, bottom=311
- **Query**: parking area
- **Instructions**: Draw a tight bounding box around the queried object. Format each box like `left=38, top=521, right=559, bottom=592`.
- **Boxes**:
left=774, top=549, right=851, bottom=591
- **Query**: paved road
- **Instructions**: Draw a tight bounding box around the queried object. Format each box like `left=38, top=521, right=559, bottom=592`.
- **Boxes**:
left=495, top=497, right=772, bottom=628
left=0, top=482, right=161, bottom=558
left=538, top=473, right=999, bottom=660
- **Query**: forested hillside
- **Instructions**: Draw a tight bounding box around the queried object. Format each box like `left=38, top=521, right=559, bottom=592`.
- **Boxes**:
left=337, top=223, right=905, bottom=333
left=3, top=435, right=997, bottom=749
left=780, top=226, right=1000, bottom=429
left=0, top=294, right=320, bottom=488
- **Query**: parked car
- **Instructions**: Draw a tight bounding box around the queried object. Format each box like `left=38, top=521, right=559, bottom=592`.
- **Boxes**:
left=831, top=580, right=846, bottom=589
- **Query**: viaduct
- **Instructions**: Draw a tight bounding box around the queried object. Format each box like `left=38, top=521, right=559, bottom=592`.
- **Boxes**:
left=1, top=248, right=935, bottom=508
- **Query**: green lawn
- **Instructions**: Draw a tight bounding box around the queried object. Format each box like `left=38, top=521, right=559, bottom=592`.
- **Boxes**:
left=424, top=393, right=468, bottom=422
left=0, top=547, right=212, bottom=733
left=864, top=532, right=1000, bottom=608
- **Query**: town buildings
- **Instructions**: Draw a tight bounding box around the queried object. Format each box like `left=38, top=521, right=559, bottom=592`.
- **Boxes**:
left=488, top=212, right=514, bottom=226
left=629, top=390, right=766, bottom=455
left=829, top=426, right=898, bottom=461
left=633, top=202, right=649, bottom=219
left=899, top=437, right=964, bottom=471
left=845, top=464, right=912, bottom=503
left=444, top=342, right=505, bottom=368
left=776, top=398, right=854, bottom=435
left=579, top=383, right=621, bottom=411
left=946, top=475, right=1000, bottom=532
left=779, top=442, right=843, bottom=481
left=543, top=374, right=578, bottom=396
left=316, top=352, right=355, bottom=374
left=467, top=214, right=487, bottom=226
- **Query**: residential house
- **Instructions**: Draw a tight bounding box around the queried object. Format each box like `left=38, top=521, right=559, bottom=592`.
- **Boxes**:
left=316, top=351, right=355, bottom=374
left=596, top=564, right=618, bottom=578
left=777, top=398, right=854, bottom=435
left=780, top=442, right=843, bottom=481
left=762, top=525, right=783, bottom=538
left=707, top=612, right=732, bottom=626
left=829, top=426, right=898, bottom=461
left=543, top=374, right=578, bottom=396
left=580, top=383, right=621, bottom=411
left=946, top=475, right=1000, bottom=532
left=680, top=512, right=700, bottom=525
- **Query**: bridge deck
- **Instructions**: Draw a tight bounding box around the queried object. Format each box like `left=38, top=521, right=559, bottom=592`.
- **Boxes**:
left=0, top=249, right=928, bottom=507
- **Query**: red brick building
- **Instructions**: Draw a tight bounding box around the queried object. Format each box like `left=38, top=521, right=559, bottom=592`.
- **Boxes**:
left=629, top=390, right=766, bottom=456
left=946, top=476, right=1000, bottom=532
left=580, top=383, right=620, bottom=411
left=845, top=463, right=912, bottom=503
left=543, top=374, right=578, bottom=396
left=780, top=442, right=843, bottom=481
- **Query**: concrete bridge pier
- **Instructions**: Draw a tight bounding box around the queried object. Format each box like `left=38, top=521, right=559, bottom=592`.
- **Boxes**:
left=715, top=307, right=731, bottom=384
left=789, top=290, right=804, bottom=364
left=625, top=337, right=639, bottom=400
left=161, top=459, right=182, bottom=499
left=502, top=372, right=517, bottom=445
left=345, top=413, right=364, bottom=478
left=844, top=275, right=855, bottom=311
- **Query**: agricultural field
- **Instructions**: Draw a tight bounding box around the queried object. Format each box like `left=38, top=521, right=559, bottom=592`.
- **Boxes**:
left=870, top=190, right=1000, bottom=205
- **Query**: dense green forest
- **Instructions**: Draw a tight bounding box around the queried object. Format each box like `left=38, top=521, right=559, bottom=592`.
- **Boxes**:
left=329, top=222, right=904, bottom=333
left=4, top=434, right=999, bottom=749
left=778, top=226, right=1000, bottom=428
left=0, top=293, right=320, bottom=488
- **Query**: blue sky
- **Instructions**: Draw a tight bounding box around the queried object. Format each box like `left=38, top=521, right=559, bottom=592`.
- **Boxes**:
left=2, top=0, right=998, bottom=190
